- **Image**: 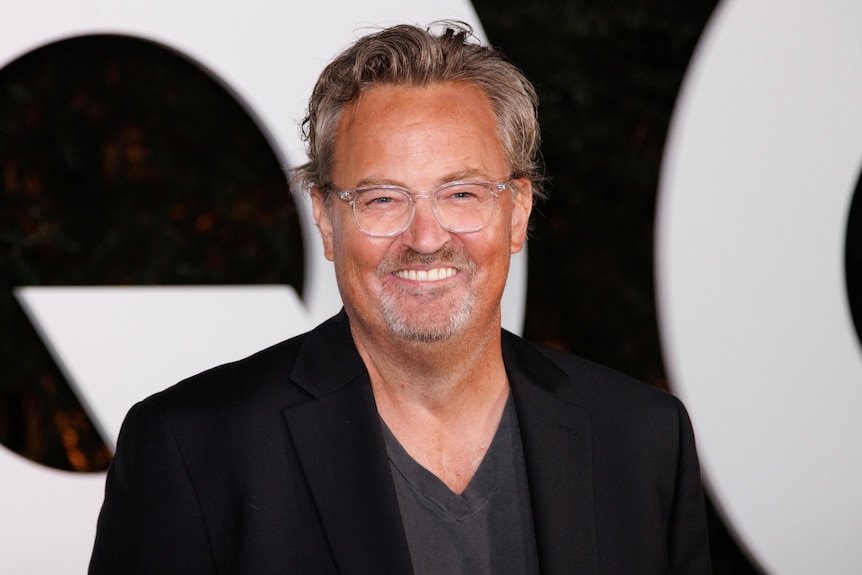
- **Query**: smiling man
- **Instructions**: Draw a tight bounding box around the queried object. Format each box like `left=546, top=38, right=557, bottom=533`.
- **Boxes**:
left=89, top=23, right=711, bottom=574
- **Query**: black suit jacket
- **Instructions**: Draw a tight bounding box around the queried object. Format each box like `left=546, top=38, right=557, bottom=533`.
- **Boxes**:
left=89, top=312, right=711, bottom=574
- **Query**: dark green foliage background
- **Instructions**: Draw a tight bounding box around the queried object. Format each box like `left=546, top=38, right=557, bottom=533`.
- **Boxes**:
left=0, top=3, right=764, bottom=572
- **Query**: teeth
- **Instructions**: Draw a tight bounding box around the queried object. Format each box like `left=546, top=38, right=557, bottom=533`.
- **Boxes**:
left=395, top=267, right=457, bottom=281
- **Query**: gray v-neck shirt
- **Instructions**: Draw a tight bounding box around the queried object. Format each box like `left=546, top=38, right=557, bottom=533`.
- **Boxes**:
left=382, top=395, right=540, bottom=575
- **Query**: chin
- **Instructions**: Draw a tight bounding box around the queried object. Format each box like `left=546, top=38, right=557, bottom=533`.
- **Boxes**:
left=380, top=291, right=474, bottom=343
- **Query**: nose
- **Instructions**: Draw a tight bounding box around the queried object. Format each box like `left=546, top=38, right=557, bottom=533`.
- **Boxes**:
left=400, top=196, right=451, bottom=254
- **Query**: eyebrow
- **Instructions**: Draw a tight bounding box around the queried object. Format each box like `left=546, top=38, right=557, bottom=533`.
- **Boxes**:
left=351, top=169, right=487, bottom=190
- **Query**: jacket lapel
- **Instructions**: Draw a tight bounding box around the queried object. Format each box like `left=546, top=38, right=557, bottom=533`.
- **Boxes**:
left=281, top=313, right=413, bottom=575
left=505, top=334, right=599, bottom=575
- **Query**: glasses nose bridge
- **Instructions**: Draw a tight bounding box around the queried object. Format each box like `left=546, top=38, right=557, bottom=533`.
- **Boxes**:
left=406, top=190, right=446, bottom=229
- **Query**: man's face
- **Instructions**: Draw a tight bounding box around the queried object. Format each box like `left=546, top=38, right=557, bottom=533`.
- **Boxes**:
left=312, top=83, right=532, bottom=343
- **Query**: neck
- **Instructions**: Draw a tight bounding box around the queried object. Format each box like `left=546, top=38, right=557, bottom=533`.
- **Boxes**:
left=351, top=316, right=510, bottom=493
left=352, top=314, right=506, bottom=407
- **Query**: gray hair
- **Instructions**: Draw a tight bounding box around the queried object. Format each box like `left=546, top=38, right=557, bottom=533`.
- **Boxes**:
left=293, top=22, right=544, bottom=202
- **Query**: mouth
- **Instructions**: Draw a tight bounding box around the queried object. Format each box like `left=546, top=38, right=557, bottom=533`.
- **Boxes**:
left=378, top=245, right=475, bottom=286
left=393, top=267, right=458, bottom=282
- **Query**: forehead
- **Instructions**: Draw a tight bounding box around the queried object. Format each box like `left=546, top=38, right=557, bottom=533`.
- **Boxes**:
left=332, top=83, right=507, bottom=186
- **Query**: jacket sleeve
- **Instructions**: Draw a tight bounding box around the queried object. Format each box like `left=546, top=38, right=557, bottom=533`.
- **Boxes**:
left=89, top=399, right=215, bottom=575
left=668, top=397, right=712, bottom=574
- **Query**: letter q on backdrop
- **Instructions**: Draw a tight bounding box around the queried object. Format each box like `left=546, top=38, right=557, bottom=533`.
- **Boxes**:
left=657, top=0, right=862, bottom=573
left=0, top=1, right=528, bottom=572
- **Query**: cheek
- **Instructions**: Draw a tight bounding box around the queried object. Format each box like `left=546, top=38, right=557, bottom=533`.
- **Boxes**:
left=334, top=233, right=391, bottom=279
left=466, top=233, right=510, bottom=278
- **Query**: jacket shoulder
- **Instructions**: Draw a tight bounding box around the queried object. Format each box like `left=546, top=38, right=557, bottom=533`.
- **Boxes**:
left=503, top=331, right=684, bottom=417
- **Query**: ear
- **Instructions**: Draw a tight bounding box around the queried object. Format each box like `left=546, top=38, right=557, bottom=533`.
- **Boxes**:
left=311, top=188, right=335, bottom=261
left=509, top=178, right=533, bottom=254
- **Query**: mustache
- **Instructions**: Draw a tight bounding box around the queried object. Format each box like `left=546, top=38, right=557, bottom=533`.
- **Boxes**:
left=376, top=244, right=475, bottom=275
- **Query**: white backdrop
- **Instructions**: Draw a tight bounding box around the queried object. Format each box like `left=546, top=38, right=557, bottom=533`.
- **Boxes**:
left=657, top=1, right=862, bottom=573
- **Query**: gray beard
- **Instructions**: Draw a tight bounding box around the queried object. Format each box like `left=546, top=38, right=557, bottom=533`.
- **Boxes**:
left=380, top=284, right=476, bottom=342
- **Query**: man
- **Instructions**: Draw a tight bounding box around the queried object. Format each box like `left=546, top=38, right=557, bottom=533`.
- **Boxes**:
left=90, top=23, right=711, bottom=574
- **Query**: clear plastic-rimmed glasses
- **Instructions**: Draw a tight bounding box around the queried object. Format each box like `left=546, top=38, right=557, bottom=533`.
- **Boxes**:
left=330, top=180, right=510, bottom=238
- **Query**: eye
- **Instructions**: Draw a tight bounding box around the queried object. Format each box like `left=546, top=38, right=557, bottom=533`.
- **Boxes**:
left=356, top=188, right=409, bottom=211
left=451, top=190, right=477, bottom=199
left=438, top=184, right=488, bottom=203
